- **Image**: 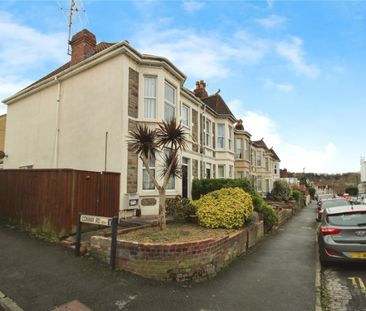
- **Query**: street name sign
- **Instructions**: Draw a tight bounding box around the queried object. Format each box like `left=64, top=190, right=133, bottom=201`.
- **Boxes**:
left=76, top=213, right=119, bottom=270
left=80, top=214, right=113, bottom=226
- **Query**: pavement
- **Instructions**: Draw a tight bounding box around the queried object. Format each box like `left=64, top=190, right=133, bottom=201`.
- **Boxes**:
left=0, top=203, right=318, bottom=311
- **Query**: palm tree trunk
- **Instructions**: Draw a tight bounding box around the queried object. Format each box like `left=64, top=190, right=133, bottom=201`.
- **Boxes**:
left=158, top=189, right=166, bottom=230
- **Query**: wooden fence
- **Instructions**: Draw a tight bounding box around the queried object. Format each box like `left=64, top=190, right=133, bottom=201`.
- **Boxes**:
left=0, top=169, right=120, bottom=237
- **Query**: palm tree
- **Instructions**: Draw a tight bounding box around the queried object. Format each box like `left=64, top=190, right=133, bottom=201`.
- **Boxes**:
left=129, top=119, right=187, bottom=230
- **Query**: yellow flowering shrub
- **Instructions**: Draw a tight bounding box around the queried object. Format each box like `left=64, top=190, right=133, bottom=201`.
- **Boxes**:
left=193, top=187, right=254, bottom=229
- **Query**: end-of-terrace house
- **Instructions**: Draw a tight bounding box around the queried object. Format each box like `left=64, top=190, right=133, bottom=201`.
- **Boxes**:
left=2, top=29, right=237, bottom=217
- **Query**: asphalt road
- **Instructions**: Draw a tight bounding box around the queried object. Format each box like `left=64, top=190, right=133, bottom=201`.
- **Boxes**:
left=0, top=204, right=317, bottom=311
left=322, top=259, right=366, bottom=310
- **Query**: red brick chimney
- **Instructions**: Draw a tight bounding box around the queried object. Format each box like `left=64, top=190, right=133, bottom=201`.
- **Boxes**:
left=193, top=80, right=208, bottom=99
left=70, top=29, right=96, bottom=65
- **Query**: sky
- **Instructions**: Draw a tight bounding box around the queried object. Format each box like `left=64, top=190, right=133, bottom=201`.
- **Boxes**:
left=0, top=0, right=365, bottom=174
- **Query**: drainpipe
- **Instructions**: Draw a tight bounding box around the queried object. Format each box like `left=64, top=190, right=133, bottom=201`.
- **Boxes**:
left=53, top=76, right=61, bottom=168
left=200, top=103, right=206, bottom=179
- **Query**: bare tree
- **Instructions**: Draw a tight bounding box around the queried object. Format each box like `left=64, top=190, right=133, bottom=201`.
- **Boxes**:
left=129, top=119, right=187, bottom=230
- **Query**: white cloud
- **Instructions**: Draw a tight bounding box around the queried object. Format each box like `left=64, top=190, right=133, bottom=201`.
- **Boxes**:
left=0, top=11, right=68, bottom=102
left=264, top=79, right=294, bottom=92
left=135, top=27, right=271, bottom=79
left=240, top=111, right=281, bottom=147
left=0, top=17, right=67, bottom=73
left=0, top=76, right=32, bottom=102
left=267, top=0, right=274, bottom=9
left=281, top=142, right=338, bottom=173
left=276, top=37, right=320, bottom=78
left=256, top=15, right=287, bottom=28
left=182, top=1, right=205, bottom=13
left=231, top=106, right=340, bottom=173
left=134, top=23, right=318, bottom=80
left=136, top=28, right=229, bottom=78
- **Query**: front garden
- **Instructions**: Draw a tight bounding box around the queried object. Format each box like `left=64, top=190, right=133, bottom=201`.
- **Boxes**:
left=89, top=178, right=312, bottom=282
left=89, top=120, right=310, bottom=281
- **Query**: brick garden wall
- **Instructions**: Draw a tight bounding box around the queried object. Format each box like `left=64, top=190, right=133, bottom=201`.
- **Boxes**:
left=90, top=221, right=264, bottom=282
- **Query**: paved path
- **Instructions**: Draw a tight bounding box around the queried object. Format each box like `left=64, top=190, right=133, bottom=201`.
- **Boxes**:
left=0, top=204, right=317, bottom=311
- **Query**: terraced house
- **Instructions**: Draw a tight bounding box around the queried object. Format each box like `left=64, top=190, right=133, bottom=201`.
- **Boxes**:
left=2, top=29, right=279, bottom=217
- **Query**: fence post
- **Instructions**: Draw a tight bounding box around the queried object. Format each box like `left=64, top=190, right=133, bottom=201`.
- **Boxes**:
left=110, top=216, right=118, bottom=270
left=75, top=213, right=82, bottom=256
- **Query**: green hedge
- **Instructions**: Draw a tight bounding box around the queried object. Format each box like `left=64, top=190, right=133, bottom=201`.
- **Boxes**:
left=262, top=204, right=277, bottom=232
left=292, top=190, right=305, bottom=208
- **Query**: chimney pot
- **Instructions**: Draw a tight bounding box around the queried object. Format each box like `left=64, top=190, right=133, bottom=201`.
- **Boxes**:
left=70, top=29, right=96, bottom=65
left=193, top=80, right=208, bottom=99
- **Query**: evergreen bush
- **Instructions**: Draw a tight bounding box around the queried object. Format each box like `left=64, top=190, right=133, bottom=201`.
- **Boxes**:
left=262, top=204, right=277, bottom=232
left=193, top=187, right=254, bottom=229
left=191, top=178, right=265, bottom=211
left=270, top=180, right=292, bottom=202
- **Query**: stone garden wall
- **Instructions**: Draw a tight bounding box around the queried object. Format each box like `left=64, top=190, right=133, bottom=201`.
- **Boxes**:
left=90, top=221, right=264, bottom=282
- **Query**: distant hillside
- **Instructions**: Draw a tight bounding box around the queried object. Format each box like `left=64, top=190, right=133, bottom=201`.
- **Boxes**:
left=281, top=170, right=360, bottom=195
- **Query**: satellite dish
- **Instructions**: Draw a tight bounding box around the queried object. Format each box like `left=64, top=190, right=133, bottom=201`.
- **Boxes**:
left=0, top=151, right=7, bottom=160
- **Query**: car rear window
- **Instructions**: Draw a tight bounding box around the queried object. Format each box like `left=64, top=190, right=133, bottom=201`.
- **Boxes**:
left=327, top=212, right=366, bottom=226
left=322, top=200, right=350, bottom=208
left=319, top=194, right=333, bottom=200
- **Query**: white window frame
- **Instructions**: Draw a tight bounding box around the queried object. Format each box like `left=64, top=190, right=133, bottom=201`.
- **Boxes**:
left=143, top=76, right=157, bottom=119
left=229, top=165, right=233, bottom=178
left=181, top=103, right=190, bottom=127
left=164, top=82, right=176, bottom=121
left=257, top=176, right=262, bottom=192
left=205, top=119, right=211, bottom=147
left=245, top=140, right=249, bottom=160
left=218, top=165, right=225, bottom=178
left=256, top=151, right=262, bottom=167
left=217, top=123, right=224, bottom=149
left=228, top=126, right=232, bottom=150
left=236, top=138, right=242, bottom=159
left=142, top=156, right=155, bottom=190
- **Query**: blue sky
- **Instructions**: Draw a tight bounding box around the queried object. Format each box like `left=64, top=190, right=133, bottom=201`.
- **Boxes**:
left=0, top=0, right=365, bottom=173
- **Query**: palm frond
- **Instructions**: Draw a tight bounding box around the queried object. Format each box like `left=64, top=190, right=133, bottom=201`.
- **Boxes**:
left=156, top=119, right=187, bottom=151
left=160, top=151, right=181, bottom=179
left=128, top=124, right=159, bottom=159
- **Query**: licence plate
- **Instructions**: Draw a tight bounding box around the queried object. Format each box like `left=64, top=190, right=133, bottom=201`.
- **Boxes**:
left=349, top=252, right=366, bottom=259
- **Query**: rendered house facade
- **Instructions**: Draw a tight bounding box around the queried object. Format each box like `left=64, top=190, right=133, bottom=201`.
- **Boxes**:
left=2, top=29, right=280, bottom=216
left=2, top=29, right=238, bottom=216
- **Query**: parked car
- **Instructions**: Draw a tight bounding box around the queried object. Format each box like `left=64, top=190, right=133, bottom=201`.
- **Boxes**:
left=317, top=194, right=334, bottom=203
left=316, top=198, right=350, bottom=222
left=318, top=204, right=366, bottom=264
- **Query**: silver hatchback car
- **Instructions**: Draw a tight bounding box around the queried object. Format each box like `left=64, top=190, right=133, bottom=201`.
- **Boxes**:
left=318, top=204, right=366, bottom=265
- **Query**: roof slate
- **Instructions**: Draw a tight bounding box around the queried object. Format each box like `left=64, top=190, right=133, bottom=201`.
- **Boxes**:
left=252, top=139, right=268, bottom=149
left=201, top=94, right=235, bottom=119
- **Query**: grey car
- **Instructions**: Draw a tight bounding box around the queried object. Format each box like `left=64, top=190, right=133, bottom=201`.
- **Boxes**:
left=318, top=204, right=366, bottom=265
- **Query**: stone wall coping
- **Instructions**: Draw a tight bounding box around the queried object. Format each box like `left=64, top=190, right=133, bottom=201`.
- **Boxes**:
left=91, top=227, right=251, bottom=247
